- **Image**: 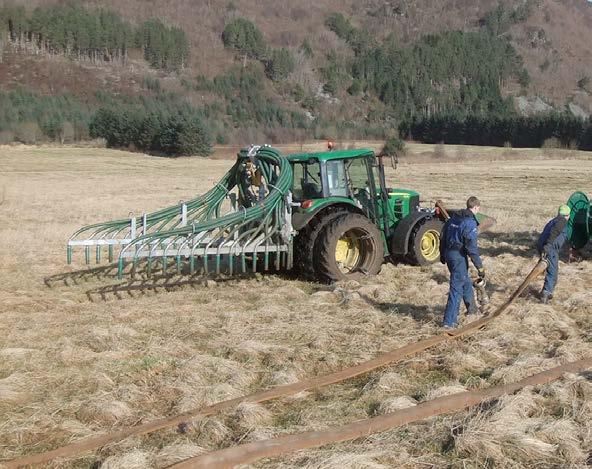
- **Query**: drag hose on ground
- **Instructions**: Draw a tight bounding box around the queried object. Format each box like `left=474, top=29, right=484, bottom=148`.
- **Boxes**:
left=4, top=260, right=557, bottom=468
left=170, top=358, right=592, bottom=468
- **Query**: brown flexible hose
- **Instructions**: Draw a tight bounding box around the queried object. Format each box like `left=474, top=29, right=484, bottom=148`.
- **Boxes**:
left=4, top=260, right=547, bottom=468
left=435, top=199, right=451, bottom=220
left=171, top=358, right=591, bottom=469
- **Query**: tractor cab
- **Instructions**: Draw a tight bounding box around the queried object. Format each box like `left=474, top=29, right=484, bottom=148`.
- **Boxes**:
left=289, top=149, right=414, bottom=225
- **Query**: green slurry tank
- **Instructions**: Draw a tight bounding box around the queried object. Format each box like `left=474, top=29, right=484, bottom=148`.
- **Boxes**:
left=567, top=191, right=592, bottom=250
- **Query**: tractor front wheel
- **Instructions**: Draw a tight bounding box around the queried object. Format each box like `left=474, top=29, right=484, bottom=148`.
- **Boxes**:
left=315, top=213, right=385, bottom=283
left=407, top=218, right=444, bottom=266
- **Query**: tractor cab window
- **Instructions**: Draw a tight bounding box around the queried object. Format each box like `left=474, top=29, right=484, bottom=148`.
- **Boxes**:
left=325, top=160, right=348, bottom=197
left=291, top=161, right=322, bottom=200
left=346, top=157, right=371, bottom=193
left=346, top=156, right=376, bottom=218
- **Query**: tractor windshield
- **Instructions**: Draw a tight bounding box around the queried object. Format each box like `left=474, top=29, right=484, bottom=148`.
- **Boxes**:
left=291, top=161, right=322, bottom=200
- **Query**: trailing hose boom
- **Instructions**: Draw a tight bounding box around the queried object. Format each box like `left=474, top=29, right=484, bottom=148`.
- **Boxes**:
left=68, top=145, right=294, bottom=278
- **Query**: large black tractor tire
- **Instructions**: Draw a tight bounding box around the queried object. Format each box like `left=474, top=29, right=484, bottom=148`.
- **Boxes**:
left=407, top=218, right=444, bottom=266
left=294, top=210, right=348, bottom=280
left=315, top=213, right=385, bottom=283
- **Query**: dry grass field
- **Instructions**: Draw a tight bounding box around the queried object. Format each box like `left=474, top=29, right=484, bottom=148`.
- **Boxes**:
left=1, top=143, right=591, bottom=468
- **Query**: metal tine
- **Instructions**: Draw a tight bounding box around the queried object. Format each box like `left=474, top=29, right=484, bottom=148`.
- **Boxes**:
left=251, top=210, right=277, bottom=272
left=162, top=233, right=183, bottom=275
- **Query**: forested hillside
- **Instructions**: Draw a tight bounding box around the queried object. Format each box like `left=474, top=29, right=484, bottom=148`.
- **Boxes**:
left=0, top=5, right=188, bottom=69
left=0, top=0, right=590, bottom=154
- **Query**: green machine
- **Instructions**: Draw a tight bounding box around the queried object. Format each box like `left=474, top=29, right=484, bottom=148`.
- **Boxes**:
left=68, top=145, right=449, bottom=283
left=567, top=191, right=592, bottom=250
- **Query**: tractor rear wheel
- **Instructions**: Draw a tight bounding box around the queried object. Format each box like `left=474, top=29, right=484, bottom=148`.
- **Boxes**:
left=315, top=213, right=384, bottom=283
left=294, top=210, right=348, bottom=280
left=407, top=218, right=443, bottom=266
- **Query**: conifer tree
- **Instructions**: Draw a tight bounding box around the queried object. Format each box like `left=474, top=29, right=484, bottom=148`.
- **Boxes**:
left=221, top=18, right=265, bottom=59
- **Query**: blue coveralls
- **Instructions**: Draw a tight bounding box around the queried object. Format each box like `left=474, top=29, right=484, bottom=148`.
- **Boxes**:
left=440, top=210, right=483, bottom=327
left=537, top=216, right=568, bottom=296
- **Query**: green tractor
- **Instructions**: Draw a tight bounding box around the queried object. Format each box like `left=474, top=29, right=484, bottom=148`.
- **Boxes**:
left=288, top=148, right=443, bottom=282
left=67, top=145, right=450, bottom=283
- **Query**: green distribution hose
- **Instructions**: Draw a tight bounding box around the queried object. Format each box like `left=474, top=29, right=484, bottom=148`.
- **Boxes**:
left=67, top=146, right=295, bottom=279
left=68, top=162, right=238, bottom=263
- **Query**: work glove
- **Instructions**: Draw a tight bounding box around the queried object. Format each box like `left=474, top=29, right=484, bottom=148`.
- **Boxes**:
left=540, top=251, right=548, bottom=262
left=477, top=267, right=485, bottom=279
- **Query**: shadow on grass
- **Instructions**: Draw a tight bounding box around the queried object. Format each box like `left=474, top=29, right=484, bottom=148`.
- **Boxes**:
left=83, top=273, right=255, bottom=302
left=357, top=292, right=438, bottom=324
left=44, top=264, right=119, bottom=288
left=45, top=260, right=287, bottom=301
left=478, top=230, right=540, bottom=259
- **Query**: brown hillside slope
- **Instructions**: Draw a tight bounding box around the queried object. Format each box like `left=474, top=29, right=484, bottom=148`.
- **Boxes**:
left=1, top=0, right=591, bottom=113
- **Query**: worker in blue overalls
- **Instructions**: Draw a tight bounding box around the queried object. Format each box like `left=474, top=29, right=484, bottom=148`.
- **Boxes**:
left=440, top=196, right=485, bottom=329
left=537, top=204, right=571, bottom=304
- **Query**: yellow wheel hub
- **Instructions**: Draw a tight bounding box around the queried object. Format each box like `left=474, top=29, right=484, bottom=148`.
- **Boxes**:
left=420, top=230, right=440, bottom=261
left=335, top=232, right=361, bottom=273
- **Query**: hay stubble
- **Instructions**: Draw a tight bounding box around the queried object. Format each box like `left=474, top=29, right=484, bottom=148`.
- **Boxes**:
left=0, top=144, right=591, bottom=467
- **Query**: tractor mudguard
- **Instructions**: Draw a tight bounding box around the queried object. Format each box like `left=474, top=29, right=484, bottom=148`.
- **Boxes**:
left=390, top=211, right=434, bottom=256
left=292, top=200, right=362, bottom=231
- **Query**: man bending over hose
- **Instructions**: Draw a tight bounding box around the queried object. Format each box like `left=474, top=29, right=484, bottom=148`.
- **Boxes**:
left=537, top=204, right=571, bottom=304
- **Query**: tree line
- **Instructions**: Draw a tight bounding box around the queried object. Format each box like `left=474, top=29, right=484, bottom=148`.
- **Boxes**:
left=324, top=12, right=523, bottom=120
left=352, top=30, right=522, bottom=119
left=401, top=114, right=592, bottom=151
left=0, top=88, right=211, bottom=155
left=0, top=88, right=92, bottom=144
left=1, top=5, right=591, bottom=154
left=89, top=92, right=211, bottom=156
left=321, top=8, right=592, bottom=151
left=0, top=4, right=188, bottom=70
